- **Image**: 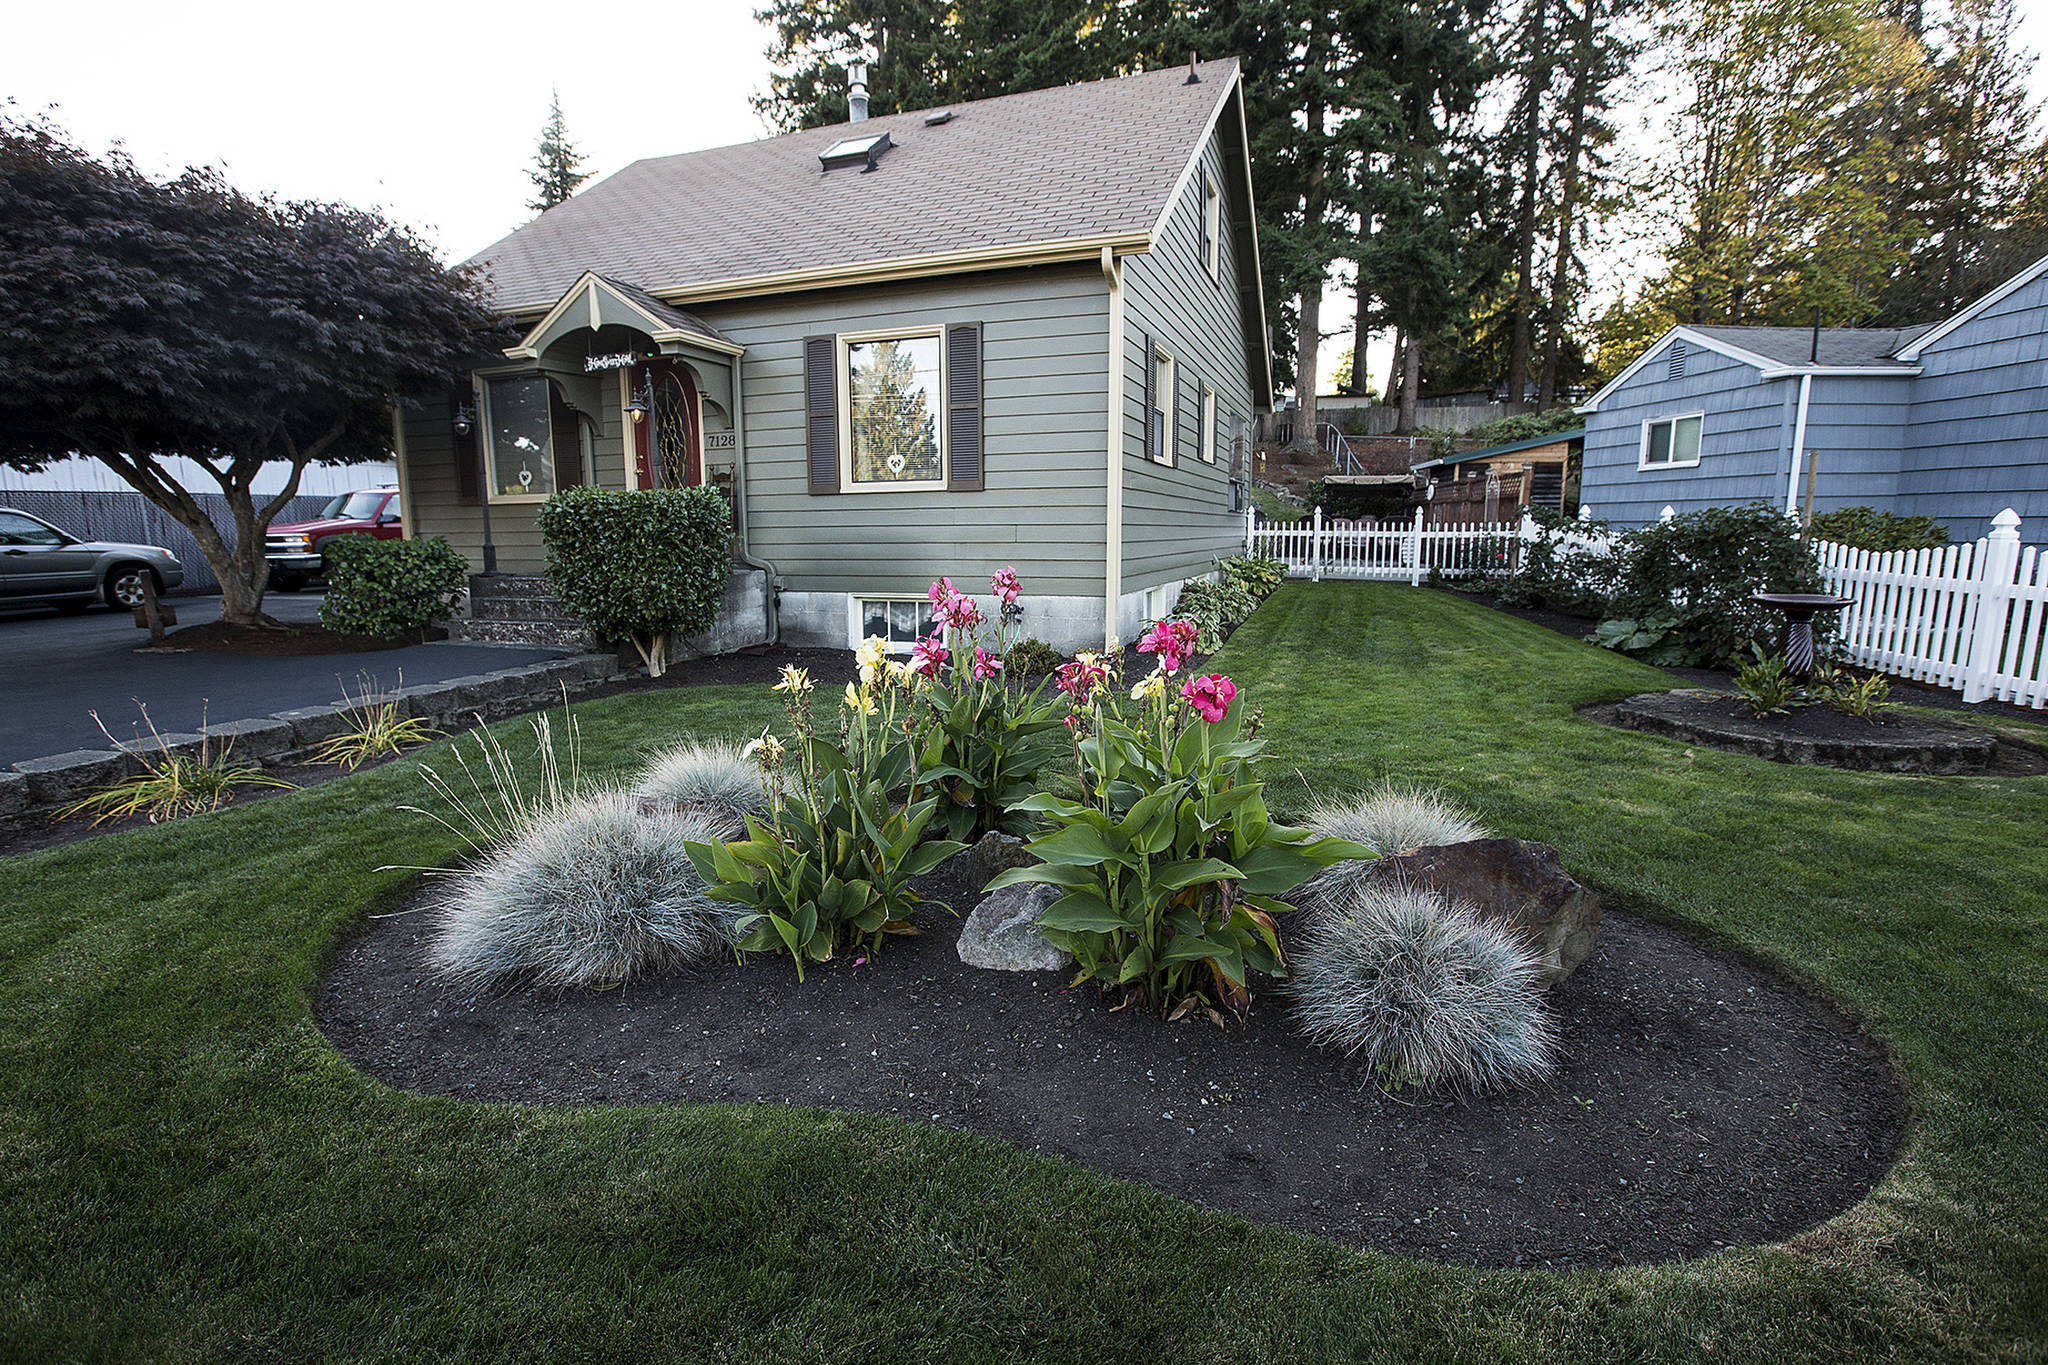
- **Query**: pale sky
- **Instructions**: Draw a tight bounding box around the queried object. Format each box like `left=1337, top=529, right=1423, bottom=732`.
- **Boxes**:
left=6, top=0, right=2044, bottom=401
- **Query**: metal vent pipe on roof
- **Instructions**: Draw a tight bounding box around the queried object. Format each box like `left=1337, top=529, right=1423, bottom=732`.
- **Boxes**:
left=849, top=62, right=870, bottom=122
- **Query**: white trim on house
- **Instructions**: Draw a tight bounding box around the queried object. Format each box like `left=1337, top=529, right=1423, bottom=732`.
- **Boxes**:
left=1579, top=326, right=1921, bottom=413
left=502, top=272, right=746, bottom=361
left=1784, top=373, right=1813, bottom=515
left=835, top=325, right=949, bottom=494
left=1895, top=252, right=2048, bottom=360
left=1638, top=411, right=1705, bottom=470
left=1149, top=342, right=1177, bottom=467
left=1102, top=246, right=1126, bottom=649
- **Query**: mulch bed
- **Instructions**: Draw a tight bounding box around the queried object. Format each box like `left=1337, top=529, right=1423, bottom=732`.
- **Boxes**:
left=315, top=862, right=1906, bottom=1270
left=151, top=620, right=450, bottom=656
left=1592, top=690, right=2048, bottom=776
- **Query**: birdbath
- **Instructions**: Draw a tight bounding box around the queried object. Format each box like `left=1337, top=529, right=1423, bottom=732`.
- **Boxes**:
left=1753, top=592, right=1854, bottom=681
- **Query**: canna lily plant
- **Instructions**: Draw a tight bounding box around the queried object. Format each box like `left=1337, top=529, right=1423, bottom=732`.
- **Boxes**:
left=686, top=662, right=965, bottom=979
left=911, top=568, right=1068, bottom=841
left=990, top=634, right=1371, bottom=1021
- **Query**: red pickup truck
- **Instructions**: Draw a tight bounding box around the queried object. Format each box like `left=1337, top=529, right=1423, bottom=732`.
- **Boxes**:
left=263, top=487, right=402, bottom=592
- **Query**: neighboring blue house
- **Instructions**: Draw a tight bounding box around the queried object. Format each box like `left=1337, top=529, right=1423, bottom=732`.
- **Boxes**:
left=1577, top=254, right=2048, bottom=545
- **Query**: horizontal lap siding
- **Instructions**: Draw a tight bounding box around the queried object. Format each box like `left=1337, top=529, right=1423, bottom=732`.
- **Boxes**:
left=1579, top=346, right=1789, bottom=526
left=695, top=266, right=1109, bottom=596
left=1900, top=273, right=2048, bottom=545
left=1120, top=129, right=1254, bottom=590
left=1799, top=375, right=1913, bottom=510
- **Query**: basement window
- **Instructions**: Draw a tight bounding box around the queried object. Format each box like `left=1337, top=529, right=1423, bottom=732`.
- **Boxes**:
left=860, top=597, right=940, bottom=650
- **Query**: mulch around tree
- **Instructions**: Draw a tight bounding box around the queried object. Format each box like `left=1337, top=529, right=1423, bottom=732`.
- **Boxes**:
left=150, top=620, right=449, bottom=656
left=314, top=862, right=1906, bottom=1270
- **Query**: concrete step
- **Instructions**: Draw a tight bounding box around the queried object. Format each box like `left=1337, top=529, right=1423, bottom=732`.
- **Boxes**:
left=469, top=596, right=585, bottom=624
left=447, top=617, right=601, bottom=651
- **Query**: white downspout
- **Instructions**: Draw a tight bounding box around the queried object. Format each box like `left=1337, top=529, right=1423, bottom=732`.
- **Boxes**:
left=1784, top=372, right=1812, bottom=515
left=1102, top=246, right=1125, bottom=648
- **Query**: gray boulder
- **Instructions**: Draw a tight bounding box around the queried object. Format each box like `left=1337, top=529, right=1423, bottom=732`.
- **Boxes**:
left=1366, top=837, right=1601, bottom=987
left=957, top=882, right=1070, bottom=973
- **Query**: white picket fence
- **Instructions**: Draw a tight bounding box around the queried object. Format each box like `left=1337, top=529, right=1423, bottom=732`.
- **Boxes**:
left=1817, top=508, right=2046, bottom=708
left=1243, top=507, right=1520, bottom=584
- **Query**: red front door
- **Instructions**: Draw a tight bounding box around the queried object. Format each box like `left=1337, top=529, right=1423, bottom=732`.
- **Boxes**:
left=631, top=360, right=702, bottom=490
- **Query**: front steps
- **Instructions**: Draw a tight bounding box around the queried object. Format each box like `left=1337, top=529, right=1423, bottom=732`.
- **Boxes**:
left=448, top=574, right=600, bottom=651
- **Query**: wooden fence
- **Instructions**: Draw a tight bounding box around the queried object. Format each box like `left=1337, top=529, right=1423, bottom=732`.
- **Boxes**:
left=1817, top=508, right=2046, bottom=708
left=1245, top=507, right=1520, bottom=584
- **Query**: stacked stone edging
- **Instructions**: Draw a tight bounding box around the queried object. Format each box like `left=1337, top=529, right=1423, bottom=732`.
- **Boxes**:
left=1, top=652, right=620, bottom=820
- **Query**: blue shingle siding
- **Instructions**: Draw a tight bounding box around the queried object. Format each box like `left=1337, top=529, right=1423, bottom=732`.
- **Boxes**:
left=1580, top=264, right=2048, bottom=545
left=1579, top=344, right=1791, bottom=524
left=1900, top=272, right=2048, bottom=544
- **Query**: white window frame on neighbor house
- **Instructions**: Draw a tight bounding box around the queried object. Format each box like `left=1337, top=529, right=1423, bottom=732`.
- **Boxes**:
left=839, top=325, right=948, bottom=493
left=1150, top=344, right=1176, bottom=466
left=1639, top=412, right=1705, bottom=470
left=1202, top=170, right=1222, bottom=280
left=1199, top=382, right=1217, bottom=463
left=849, top=595, right=940, bottom=653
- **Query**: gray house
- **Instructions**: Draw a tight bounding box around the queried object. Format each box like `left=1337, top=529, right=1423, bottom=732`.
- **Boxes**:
left=1576, top=254, right=2048, bottom=545
left=396, top=60, right=1272, bottom=652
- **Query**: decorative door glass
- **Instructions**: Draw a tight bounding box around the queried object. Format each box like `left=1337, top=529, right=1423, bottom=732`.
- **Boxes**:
left=653, top=371, right=695, bottom=488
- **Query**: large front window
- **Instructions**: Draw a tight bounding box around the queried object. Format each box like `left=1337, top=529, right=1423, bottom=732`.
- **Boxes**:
left=845, top=332, right=943, bottom=488
left=485, top=376, right=556, bottom=498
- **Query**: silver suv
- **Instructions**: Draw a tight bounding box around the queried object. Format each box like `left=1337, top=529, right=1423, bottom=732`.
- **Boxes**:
left=0, top=508, right=184, bottom=610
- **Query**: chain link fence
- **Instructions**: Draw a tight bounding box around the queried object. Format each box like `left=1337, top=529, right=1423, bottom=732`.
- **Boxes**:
left=0, top=489, right=335, bottom=595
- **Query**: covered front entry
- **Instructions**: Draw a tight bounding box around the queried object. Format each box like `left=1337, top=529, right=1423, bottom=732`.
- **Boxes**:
left=632, top=359, right=701, bottom=490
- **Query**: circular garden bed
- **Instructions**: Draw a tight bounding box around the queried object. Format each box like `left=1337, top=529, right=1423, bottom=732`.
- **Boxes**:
left=1603, top=689, right=2047, bottom=775
left=317, top=861, right=1905, bottom=1270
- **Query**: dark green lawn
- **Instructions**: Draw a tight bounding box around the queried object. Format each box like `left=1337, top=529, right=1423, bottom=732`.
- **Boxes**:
left=3, top=583, right=2043, bottom=1363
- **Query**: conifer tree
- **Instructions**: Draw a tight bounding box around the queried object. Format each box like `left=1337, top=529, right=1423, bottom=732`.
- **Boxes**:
left=528, top=89, right=590, bottom=213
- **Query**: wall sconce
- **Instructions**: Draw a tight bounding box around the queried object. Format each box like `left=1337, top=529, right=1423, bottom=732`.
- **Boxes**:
left=627, top=376, right=653, bottom=425
left=452, top=403, right=477, bottom=437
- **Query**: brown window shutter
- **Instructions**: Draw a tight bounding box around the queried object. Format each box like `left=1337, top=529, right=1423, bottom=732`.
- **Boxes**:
left=804, top=335, right=840, bottom=494
left=1141, top=331, right=1156, bottom=461
left=945, top=322, right=983, bottom=491
left=451, top=393, right=480, bottom=504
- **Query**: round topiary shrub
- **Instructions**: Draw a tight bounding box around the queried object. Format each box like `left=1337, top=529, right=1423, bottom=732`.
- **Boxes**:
left=318, top=535, right=469, bottom=636
left=633, top=739, right=766, bottom=836
left=1297, top=785, right=1487, bottom=910
left=430, top=791, right=739, bottom=989
left=1290, top=884, right=1557, bottom=1094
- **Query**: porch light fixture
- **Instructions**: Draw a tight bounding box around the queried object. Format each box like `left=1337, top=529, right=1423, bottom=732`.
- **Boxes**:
left=452, top=402, right=477, bottom=437
left=627, top=375, right=653, bottom=425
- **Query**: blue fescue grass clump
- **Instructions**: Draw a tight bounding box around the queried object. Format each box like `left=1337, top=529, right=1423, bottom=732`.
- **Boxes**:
left=631, top=739, right=766, bottom=835
left=1297, top=785, right=1488, bottom=910
left=430, top=790, right=741, bottom=989
left=1290, top=884, right=1557, bottom=1094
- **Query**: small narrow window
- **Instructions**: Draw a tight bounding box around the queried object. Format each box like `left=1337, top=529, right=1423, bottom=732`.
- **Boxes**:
left=1641, top=413, right=1704, bottom=468
left=1199, top=383, right=1217, bottom=463
left=1149, top=347, right=1176, bottom=466
left=1201, top=171, right=1222, bottom=280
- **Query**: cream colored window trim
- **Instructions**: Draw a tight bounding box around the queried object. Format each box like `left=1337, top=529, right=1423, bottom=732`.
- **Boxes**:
left=1150, top=345, right=1177, bottom=468
left=1200, top=382, right=1217, bottom=463
left=837, top=325, right=949, bottom=494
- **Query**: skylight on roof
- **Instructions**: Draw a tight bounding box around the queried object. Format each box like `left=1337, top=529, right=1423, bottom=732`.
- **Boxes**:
left=819, top=130, right=892, bottom=173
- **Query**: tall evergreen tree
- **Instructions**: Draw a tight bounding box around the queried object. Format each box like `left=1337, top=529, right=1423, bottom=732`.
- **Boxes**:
left=528, top=89, right=590, bottom=213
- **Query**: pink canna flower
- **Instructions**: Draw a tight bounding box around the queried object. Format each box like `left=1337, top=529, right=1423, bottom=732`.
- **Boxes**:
left=911, top=634, right=951, bottom=678
left=990, top=566, right=1022, bottom=604
left=1137, top=618, right=1199, bottom=674
left=1180, top=673, right=1238, bottom=724
left=971, top=646, right=1004, bottom=680
left=927, top=577, right=956, bottom=607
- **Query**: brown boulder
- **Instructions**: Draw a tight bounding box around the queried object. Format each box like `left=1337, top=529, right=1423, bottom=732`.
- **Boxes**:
left=1367, top=838, right=1600, bottom=986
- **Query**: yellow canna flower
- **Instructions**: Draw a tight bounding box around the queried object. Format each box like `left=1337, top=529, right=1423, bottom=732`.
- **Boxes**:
left=843, top=682, right=878, bottom=716
left=772, top=665, right=813, bottom=694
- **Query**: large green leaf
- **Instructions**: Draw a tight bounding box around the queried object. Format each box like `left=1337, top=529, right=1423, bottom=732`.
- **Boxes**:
left=1027, top=821, right=1130, bottom=867
left=1230, top=843, right=1325, bottom=895
left=1150, top=857, right=1243, bottom=892
left=983, top=861, right=1101, bottom=893
left=1037, top=891, right=1128, bottom=933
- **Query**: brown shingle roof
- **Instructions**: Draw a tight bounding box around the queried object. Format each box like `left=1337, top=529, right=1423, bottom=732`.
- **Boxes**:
left=469, top=60, right=1240, bottom=313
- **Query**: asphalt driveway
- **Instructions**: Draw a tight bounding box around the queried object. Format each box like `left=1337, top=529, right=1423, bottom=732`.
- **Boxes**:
left=0, top=594, right=567, bottom=766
